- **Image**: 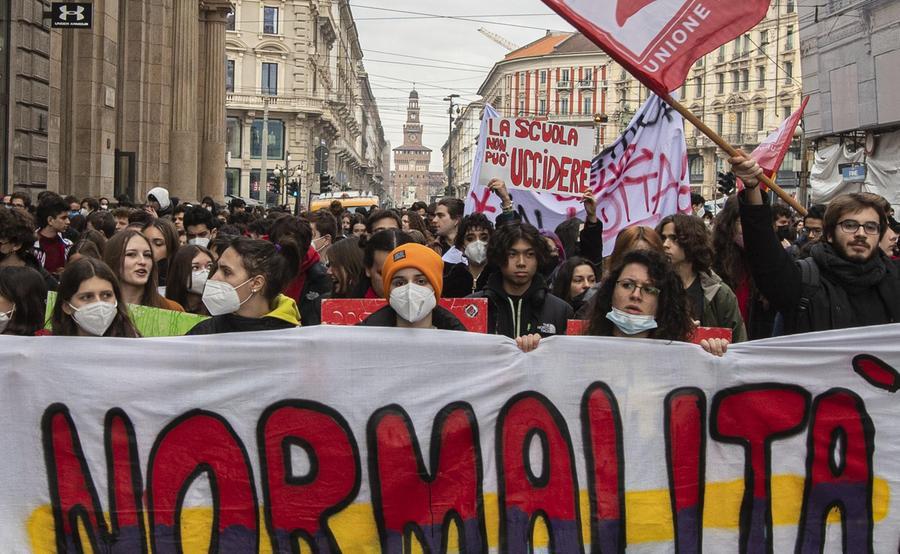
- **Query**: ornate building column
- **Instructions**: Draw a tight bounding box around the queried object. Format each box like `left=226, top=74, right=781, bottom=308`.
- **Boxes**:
left=168, top=0, right=199, bottom=201
left=200, top=1, right=231, bottom=201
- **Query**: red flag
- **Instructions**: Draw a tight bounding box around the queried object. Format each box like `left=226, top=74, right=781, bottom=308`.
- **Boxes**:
left=541, top=0, right=772, bottom=96
left=737, top=96, right=809, bottom=191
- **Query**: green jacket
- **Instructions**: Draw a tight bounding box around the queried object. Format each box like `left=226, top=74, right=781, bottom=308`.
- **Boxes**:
left=699, top=271, right=748, bottom=343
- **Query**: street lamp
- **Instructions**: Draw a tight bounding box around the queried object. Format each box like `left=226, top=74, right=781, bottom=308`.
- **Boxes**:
left=444, top=94, right=460, bottom=198
left=273, top=153, right=307, bottom=215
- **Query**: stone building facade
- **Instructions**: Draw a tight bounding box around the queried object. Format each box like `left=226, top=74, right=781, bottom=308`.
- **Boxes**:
left=682, top=1, right=804, bottom=199
left=2, top=0, right=233, bottom=204
left=224, top=0, right=387, bottom=207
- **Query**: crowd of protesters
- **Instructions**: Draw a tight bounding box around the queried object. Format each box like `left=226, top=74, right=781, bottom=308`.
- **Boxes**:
left=2, top=150, right=899, bottom=356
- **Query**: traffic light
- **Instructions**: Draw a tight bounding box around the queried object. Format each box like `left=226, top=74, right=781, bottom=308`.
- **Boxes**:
left=320, top=174, right=332, bottom=193
left=717, top=171, right=736, bottom=196
left=288, top=181, right=299, bottom=198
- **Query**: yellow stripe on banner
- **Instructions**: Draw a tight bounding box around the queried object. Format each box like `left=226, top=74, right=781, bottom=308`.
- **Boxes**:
left=27, top=476, right=890, bottom=551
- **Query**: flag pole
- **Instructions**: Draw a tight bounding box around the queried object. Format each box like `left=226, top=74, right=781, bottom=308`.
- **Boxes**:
left=660, top=93, right=807, bottom=216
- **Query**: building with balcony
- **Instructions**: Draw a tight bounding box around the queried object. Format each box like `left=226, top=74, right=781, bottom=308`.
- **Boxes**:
left=681, top=2, right=803, bottom=200
left=2, top=0, right=234, bottom=203
left=225, top=0, right=387, bottom=206
left=476, top=32, right=641, bottom=159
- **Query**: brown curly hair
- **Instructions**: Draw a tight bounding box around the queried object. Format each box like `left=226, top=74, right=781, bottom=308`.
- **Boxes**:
left=586, top=249, right=693, bottom=342
left=656, top=213, right=713, bottom=273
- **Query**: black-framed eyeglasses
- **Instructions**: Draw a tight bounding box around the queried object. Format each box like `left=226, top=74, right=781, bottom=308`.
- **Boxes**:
left=616, top=279, right=660, bottom=296
left=838, top=219, right=880, bottom=235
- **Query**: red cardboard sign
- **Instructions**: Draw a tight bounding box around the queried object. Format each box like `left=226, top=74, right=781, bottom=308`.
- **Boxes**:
left=322, top=298, right=488, bottom=333
left=566, top=319, right=732, bottom=344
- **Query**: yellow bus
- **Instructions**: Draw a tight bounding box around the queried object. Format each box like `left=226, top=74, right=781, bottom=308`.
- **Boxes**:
left=310, top=192, right=380, bottom=212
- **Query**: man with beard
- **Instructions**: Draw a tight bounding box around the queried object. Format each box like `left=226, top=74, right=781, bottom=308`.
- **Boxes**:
left=732, top=153, right=900, bottom=334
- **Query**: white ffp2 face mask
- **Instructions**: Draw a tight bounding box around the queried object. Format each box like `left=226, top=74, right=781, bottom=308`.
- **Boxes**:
left=389, top=283, right=437, bottom=324
left=464, top=240, right=488, bottom=265
left=202, top=277, right=254, bottom=316
left=189, top=269, right=210, bottom=295
left=68, top=301, right=118, bottom=336
left=0, top=306, right=14, bottom=334
left=189, top=237, right=210, bottom=248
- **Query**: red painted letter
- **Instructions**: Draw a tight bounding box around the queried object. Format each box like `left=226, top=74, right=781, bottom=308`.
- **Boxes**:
left=582, top=383, right=625, bottom=554
left=498, top=392, right=583, bottom=552
left=41, top=404, right=147, bottom=553
left=147, top=410, right=258, bottom=554
left=795, top=389, right=874, bottom=553
left=259, top=400, right=360, bottom=553
left=665, top=388, right=707, bottom=554
left=368, top=402, right=486, bottom=553
left=711, top=385, right=810, bottom=554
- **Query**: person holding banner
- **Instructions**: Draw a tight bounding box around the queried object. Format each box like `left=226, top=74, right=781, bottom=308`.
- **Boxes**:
left=0, top=266, right=47, bottom=336
left=187, top=237, right=301, bottom=335
left=584, top=249, right=729, bottom=356
left=104, top=230, right=184, bottom=312
left=732, top=154, right=900, bottom=334
left=469, top=222, right=573, bottom=350
left=657, top=214, right=747, bottom=342
left=51, top=258, right=139, bottom=337
left=359, top=243, right=466, bottom=331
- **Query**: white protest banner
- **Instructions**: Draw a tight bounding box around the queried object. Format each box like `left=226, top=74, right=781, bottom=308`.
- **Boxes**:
left=479, top=118, right=594, bottom=195
left=592, top=93, right=691, bottom=254
left=467, top=96, right=689, bottom=238
left=3, top=325, right=900, bottom=552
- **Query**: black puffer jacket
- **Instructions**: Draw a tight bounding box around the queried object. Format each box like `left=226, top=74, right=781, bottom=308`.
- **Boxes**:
left=358, top=305, right=467, bottom=331
left=298, top=261, right=332, bottom=326
left=468, top=273, right=573, bottom=338
left=443, top=263, right=494, bottom=298
left=740, top=195, right=900, bottom=334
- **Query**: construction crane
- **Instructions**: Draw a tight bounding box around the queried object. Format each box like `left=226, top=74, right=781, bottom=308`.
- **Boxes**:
left=477, top=28, right=519, bottom=51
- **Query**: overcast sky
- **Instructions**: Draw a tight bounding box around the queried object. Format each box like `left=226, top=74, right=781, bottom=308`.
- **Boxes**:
left=351, top=1, right=575, bottom=172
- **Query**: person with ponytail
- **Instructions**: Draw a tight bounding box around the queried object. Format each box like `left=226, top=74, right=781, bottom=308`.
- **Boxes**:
left=186, top=236, right=302, bottom=334
left=51, top=258, right=139, bottom=337
left=268, top=216, right=331, bottom=326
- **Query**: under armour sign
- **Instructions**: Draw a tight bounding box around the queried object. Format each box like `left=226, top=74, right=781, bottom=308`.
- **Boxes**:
left=50, top=2, right=92, bottom=28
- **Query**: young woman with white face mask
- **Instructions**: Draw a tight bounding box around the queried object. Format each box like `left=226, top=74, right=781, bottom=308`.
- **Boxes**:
left=359, top=243, right=466, bottom=330
left=442, top=213, right=495, bottom=298
left=186, top=237, right=302, bottom=335
left=584, top=249, right=729, bottom=356
left=164, top=244, right=215, bottom=315
left=51, top=258, right=139, bottom=337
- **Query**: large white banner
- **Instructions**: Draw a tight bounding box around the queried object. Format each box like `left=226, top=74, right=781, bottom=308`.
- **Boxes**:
left=466, top=95, right=690, bottom=247
left=3, top=325, right=900, bottom=552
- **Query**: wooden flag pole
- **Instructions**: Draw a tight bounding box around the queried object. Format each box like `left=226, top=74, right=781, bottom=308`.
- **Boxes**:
left=661, top=93, right=807, bottom=217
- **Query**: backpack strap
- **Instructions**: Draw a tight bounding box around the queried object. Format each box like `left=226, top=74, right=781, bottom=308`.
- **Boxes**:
left=796, top=257, right=820, bottom=312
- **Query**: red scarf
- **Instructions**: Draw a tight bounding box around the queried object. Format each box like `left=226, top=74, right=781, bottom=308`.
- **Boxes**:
left=284, top=247, right=320, bottom=302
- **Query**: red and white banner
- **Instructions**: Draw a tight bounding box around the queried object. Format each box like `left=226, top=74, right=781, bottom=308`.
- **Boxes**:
left=738, top=96, right=809, bottom=191
left=479, top=118, right=594, bottom=195
left=592, top=94, right=691, bottom=255
left=542, top=0, right=772, bottom=95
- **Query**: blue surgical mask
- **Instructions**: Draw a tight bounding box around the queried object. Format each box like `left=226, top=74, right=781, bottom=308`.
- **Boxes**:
left=606, top=307, right=658, bottom=335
